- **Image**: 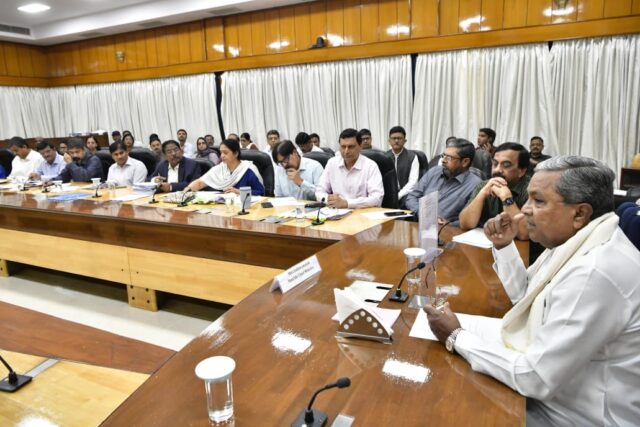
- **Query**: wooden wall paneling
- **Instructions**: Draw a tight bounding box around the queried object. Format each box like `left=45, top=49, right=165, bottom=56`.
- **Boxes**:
left=188, top=21, right=205, bottom=62
left=17, top=44, right=34, bottom=77
left=103, top=36, right=119, bottom=72
left=458, top=0, right=483, bottom=33
left=279, top=7, right=296, bottom=52
left=411, top=0, right=439, bottom=38
left=379, top=0, right=399, bottom=41
left=633, top=0, right=640, bottom=14
left=439, top=0, right=460, bottom=35
left=3, top=43, right=21, bottom=76
left=309, top=0, right=328, bottom=42
left=176, top=24, right=192, bottom=63
left=326, top=0, right=345, bottom=46
left=0, top=44, right=7, bottom=75
left=114, top=35, right=127, bottom=71
left=294, top=4, right=312, bottom=50
left=577, top=0, right=604, bottom=20
left=134, top=32, right=148, bottom=70
left=70, top=45, right=81, bottom=75
left=361, top=0, right=380, bottom=44
left=264, top=9, right=281, bottom=53
left=397, top=0, right=410, bottom=39
left=76, top=41, right=90, bottom=75
left=527, top=0, right=553, bottom=26
left=343, top=0, right=362, bottom=45
left=251, top=12, right=267, bottom=55
left=482, top=0, right=505, bottom=31
left=144, top=30, right=159, bottom=68
left=503, top=0, right=528, bottom=28
left=46, top=47, right=59, bottom=77
left=552, top=0, right=578, bottom=24
left=224, top=15, right=241, bottom=57
left=166, top=25, right=182, bottom=65
left=154, top=28, right=169, bottom=67
left=237, top=13, right=254, bottom=57
left=204, top=18, right=226, bottom=61
left=122, top=33, right=138, bottom=69
left=604, top=0, right=632, bottom=17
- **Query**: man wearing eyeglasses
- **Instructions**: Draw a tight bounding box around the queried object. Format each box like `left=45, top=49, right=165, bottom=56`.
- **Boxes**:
left=405, top=138, right=481, bottom=224
left=150, top=140, right=201, bottom=193
left=272, top=140, right=323, bottom=200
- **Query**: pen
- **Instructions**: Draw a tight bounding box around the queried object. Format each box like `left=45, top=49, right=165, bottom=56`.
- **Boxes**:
left=376, top=286, right=392, bottom=290
left=364, top=299, right=381, bottom=304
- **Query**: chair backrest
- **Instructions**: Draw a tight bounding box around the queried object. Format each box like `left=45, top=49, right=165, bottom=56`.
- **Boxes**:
left=411, top=149, right=429, bottom=179
left=320, top=147, right=335, bottom=156
left=361, top=149, right=399, bottom=209
left=616, top=201, right=640, bottom=251
left=0, top=149, right=15, bottom=175
left=241, top=149, right=275, bottom=197
left=472, top=148, right=492, bottom=180
left=194, top=158, right=214, bottom=176
left=129, top=148, right=160, bottom=179
left=428, top=154, right=442, bottom=170
left=303, top=151, right=332, bottom=169
left=94, top=150, right=114, bottom=181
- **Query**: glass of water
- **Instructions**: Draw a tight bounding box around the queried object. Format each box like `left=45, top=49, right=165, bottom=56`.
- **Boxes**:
left=195, top=356, right=236, bottom=424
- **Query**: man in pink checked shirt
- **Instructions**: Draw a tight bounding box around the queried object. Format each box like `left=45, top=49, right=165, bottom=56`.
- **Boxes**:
left=315, top=128, right=384, bottom=209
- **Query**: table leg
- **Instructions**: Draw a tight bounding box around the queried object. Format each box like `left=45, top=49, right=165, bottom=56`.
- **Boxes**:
left=127, top=285, right=158, bottom=311
left=0, top=259, right=10, bottom=277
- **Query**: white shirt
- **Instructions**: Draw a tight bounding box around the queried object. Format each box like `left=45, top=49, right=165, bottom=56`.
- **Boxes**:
left=392, top=150, right=419, bottom=199
left=310, top=145, right=324, bottom=153
left=182, top=142, right=196, bottom=159
left=107, top=156, right=147, bottom=186
left=274, top=157, right=324, bottom=200
left=9, top=149, right=43, bottom=179
left=455, top=228, right=640, bottom=426
left=167, top=163, right=179, bottom=184
left=315, top=154, right=384, bottom=208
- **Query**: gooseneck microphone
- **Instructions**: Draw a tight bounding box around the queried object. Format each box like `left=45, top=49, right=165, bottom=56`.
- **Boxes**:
left=92, top=182, right=101, bottom=198
left=438, top=220, right=452, bottom=247
left=0, top=353, right=32, bottom=392
left=292, top=377, right=351, bottom=427
left=178, top=189, right=195, bottom=207
left=237, top=192, right=251, bottom=215
left=311, top=198, right=326, bottom=226
left=149, top=185, right=161, bottom=204
left=389, top=262, right=426, bottom=303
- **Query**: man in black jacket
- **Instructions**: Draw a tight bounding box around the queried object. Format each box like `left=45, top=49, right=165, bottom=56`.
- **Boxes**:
left=150, top=140, right=201, bottom=192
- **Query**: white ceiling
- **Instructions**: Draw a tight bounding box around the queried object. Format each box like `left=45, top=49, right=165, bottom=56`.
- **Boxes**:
left=0, top=0, right=306, bottom=45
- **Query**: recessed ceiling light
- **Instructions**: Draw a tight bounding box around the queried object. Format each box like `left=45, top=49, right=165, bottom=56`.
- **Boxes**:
left=18, top=3, right=51, bottom=13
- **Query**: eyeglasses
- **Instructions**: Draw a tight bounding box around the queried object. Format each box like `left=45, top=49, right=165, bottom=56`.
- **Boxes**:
left=165, top=147, right=181, bottom=155
left=441, top=153, right=461, bottom=162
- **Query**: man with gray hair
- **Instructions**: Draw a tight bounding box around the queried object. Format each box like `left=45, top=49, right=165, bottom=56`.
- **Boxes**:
left=425, top=156, right=640, bottom=426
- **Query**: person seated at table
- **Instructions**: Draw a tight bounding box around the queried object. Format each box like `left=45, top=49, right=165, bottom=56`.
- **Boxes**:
left=8, top=136, right=44, bottom=179
left=30, top=140, right=66, bottom=180
left=405, top=138, right=481, bottom=224
left=424, top=155, right=640, bottom=426
left=315, top=128, right=384, bottom=208
left=85, top=136, right=99, bottom=154
left=122, top=131, right=137, bottom=151
left=272, top=140, right=323, bottom=200
left=195, top=136, right=220, bottom=165
left=185, top=139, right=264, bottom=195
left=52, top=138, right=103, bottom=183
left=150, top=140, right=201, bottom=193
left=58, top=140, right=68, bottom=155
left=106, top=141, right=148, bottom=186
left=296, top=132, right=323, bottom=154
left=386, top=125, right=419, bottom=206
left=240, top=132, right=258, bottom=150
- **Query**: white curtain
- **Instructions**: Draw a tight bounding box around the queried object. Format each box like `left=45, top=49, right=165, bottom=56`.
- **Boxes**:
left=412, top=44, right=558, bottom=159
left=550, top=35, right=640, bottom=179
left=0, top=74, right=222, bottom=145
left=221, top=56, right=412, bottom=150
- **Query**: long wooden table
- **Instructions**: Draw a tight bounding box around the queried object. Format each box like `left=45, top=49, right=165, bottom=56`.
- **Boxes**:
left=103, top=223, right=527, bottom=426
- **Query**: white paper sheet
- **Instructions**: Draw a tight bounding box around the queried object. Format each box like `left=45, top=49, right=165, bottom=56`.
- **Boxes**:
left=614, top=189, right=628, bottom=197
left=409, top=310, right=502, bottom=341
left=112, top=193, right=151, bottom=202
left=269, top=197, right=300, bottom=207
left=452, top=228, right=493, bottom=249
left=360, top=211, right=412, bottom=220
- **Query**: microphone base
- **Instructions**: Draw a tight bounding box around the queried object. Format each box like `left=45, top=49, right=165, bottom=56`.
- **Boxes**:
left=438, top=239, right=445, bottom=247
left=148, top=200, right=159, bottom=204
left=237, top=210, right=250, bottom=215
left=291, top=409, right=327, bottom=427
left=0, top=374, right=32, bottom=393
left=92, top=194, right=101, bottom=198
left=388, top=291, right=409, bottom=303
left=310, top=219, right=325, bottom=226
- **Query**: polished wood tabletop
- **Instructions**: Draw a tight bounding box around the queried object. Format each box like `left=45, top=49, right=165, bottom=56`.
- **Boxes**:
left=103, top=222, right=527, bottom=426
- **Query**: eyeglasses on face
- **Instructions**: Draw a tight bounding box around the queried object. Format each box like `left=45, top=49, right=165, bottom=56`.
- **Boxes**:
left=441, top=153, right=461, bottom=161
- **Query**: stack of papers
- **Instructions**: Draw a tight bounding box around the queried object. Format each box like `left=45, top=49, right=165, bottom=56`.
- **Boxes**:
left=452, top=228, right=493, bottom=249
left=132, top=182, right=158, bottom=193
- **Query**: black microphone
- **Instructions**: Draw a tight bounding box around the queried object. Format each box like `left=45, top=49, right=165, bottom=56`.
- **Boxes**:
left=237, top=192, right=251, bottom=215
left=178, top=189, right=195, bottom=207
left=292, top=377, right=351, bottom=427
left=0, top=353, right=32, bottom=392
left=149, top=184, right=161, bottom=204
left=92, top=181, right=101, bottom=198
left=311, top=197, right=326, bottom=226
left=389, top=262, right=426, bottom=302
left=438, top=220, right=452, bottom=247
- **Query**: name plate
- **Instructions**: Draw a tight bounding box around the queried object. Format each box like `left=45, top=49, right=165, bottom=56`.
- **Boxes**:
left=270, top=255, right=322, bottom=293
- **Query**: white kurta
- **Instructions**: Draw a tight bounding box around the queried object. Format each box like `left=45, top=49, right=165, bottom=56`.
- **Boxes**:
left=8, top=149, right=43, bottom=179
left=455, top=227, right=640, bottom=426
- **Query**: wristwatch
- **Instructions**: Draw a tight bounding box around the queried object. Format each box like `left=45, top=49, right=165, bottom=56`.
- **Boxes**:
left=502, top=197, right=515, bottom=206
left=445, top=328, right=463, bottom=353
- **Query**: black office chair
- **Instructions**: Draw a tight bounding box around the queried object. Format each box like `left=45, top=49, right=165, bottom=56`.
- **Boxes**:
left=94, top=151, right=114, bottom=181
left=411, top=149, right=429, bottom=179
left=0, top=149, right=14, bottom=176
left=320, top=147, right=335, bottom=156
left=194, top=158, right=214, bottom=176
left=361, top=149, right=399, bottom=209
left=129, top=148, right=160, bottom=179
left=241, top=149, right=275, bottom=197
left=472, top=149, right=492, bottom=180
left=303, top=151, right=332, bottom=169
left=428, top=154, right=442, bottom=170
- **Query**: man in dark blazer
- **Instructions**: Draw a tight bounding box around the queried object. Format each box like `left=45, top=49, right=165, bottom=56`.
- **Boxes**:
left=151, top=140, right=201, bottom=192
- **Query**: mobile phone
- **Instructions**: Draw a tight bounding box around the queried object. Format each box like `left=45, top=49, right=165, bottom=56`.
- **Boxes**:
left=384, top=211, right=406, bottom=217
left=261, top=202, right=274, bottom=208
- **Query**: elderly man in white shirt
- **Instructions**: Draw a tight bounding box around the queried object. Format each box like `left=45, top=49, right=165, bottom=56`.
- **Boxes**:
left=316, top=128, right=384, bottom=209
left=425, top=155, right=640, bottom=426
left=8, top=137, right=43, bottom=179
left=272, top=140, right=323, bottom=201
left=106, top=141, right=148, bottom=186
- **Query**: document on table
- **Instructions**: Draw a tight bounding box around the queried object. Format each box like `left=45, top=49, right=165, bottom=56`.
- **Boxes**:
left=360, top=211, right=412, bottom=220
left=112, top=193, right=151, bottom=202
left=452, top=228, right=493, bottom=249
left=409, top=310, right=502, bottom=341
left=269, top=197, right=300, bottom=207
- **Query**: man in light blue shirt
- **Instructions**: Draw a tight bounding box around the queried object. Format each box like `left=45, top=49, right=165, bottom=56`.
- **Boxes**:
left=405, top=138, right=481, bottom=224
left=272, top=140, right=323, bottom=201
left=30, top=140, right=66, bottom=180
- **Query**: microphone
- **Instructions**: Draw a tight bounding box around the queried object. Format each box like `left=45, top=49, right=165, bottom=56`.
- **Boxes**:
left=292, top=377, right=351, bottom=427
left=237, top=191, right=251, bottom=216
left=178, top=189, right=194, bottom=207
left=438, top=220, right=452, bottom=247
left=389, top=262, right=426, bottom=302
left=0, top=353, right=32, bottom=392
left=92, top=183, right=101, bottom=198
left=311, top=198, right=326, bottom=226
left=149, top=184, right=161, bottom=204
